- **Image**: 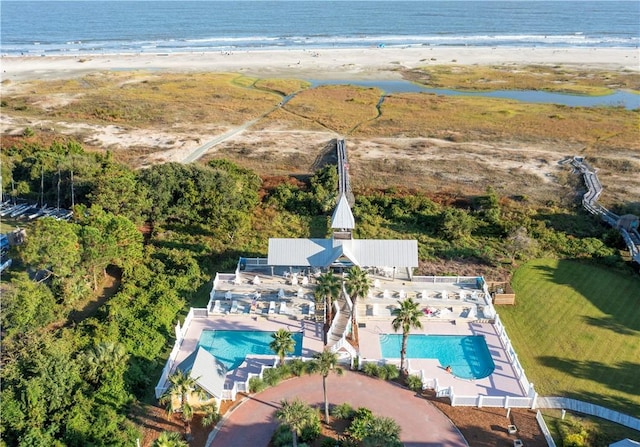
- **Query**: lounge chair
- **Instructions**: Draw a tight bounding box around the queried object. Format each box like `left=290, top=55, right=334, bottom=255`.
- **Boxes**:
left=421, top=290, right=429, bottom=299
left=230, top=300, right=238, bottom=314
left=441, top=290, right=448, bottom=300
left=268, top=300, right=276, bottom=314
left=225, top=290, right=233, bottom=301
left=279, top=302, right=289, bottom=315
left=383, top=290, right=390, bottom=299
left=306, top=301, right=315, bottom=316
left=398, top=289, right=406, bottom=299
left=212, top=300, right=222, bottom=313
left=372, top=303, right=380, bottom=316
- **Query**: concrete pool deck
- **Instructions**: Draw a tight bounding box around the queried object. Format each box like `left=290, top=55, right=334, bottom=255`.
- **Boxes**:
left=358, top=319, right=526, bottom=398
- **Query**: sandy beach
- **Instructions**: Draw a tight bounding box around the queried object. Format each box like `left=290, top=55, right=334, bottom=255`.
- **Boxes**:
left=2, top=46, right=639, bottom=82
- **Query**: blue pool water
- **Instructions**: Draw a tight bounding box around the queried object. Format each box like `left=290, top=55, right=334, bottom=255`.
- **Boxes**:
left=198, top=330, right=303, bottom=371
left=379, top=334, right=495, bottom=380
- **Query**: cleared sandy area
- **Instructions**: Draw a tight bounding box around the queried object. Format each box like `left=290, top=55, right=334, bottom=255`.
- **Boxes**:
left=2, top=46, right=638, bottom=83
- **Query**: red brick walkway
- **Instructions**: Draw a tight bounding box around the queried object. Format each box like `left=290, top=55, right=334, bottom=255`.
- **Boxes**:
left=209, top=370, right=468, bottom=447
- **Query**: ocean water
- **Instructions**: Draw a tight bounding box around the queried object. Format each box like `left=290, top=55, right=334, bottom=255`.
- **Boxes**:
left=1, top=1, right=639, bottom=56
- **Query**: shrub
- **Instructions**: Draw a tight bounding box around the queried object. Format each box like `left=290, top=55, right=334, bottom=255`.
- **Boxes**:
left=288, top=358, right=309, bottom=377
left=249, top=377, right=266, bottom=393
left=383, top=364, right=399, bottom=380
left=362, top=362, right=380, bottom=377
left=406, top=374, right=423, bottom=392
left=262, top=366, right=284, bottom=387
left=299, top=410, right=322, bottom=443
left=331, top=403, right=355, bottom=420
left=271, top=425, right=292, bottom=447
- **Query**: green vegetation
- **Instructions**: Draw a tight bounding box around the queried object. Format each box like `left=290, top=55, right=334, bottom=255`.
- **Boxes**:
left=1, top=129, right=637, bottom=445
left=275, top=399, right=321, bottom=447
left=544, top=409, right=640, bottom=446
left=498, top=259, right=640, bottom=416
left=406, top=65, right=640, bottom=94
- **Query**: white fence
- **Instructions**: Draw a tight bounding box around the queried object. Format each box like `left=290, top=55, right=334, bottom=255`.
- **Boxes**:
left=412, top=275, right=480, bottom=284
left=536, top=411, right=557, bottom=447
left=493, top=314, right=534, bottom=396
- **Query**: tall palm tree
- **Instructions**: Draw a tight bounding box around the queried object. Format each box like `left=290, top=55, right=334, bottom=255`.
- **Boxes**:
left=391, top=297, right=423, bottom=376
left=345, top=266, right=371, bottom=344
left=308, top=348, right=343, bottom=422
left=153, top=431, right=188, bottom=447
left=275, top=398, right=316, bottom=447
left=159, top=369, right=206, bottom=439
left=315, top=271, right=341, bottom=326
left=269, top=328, right=295, bottom=366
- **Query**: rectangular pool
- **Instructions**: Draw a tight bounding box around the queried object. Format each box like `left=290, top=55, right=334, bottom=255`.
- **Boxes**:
left=379, top=334, right=495, bottom=380
left=198, top=330, right=303, bottom=371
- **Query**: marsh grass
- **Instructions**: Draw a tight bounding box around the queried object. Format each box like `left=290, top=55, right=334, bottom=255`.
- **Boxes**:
left=405, top=65, right=640, bottom=94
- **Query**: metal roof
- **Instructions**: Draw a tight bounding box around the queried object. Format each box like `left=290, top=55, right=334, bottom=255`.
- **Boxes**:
left=178, top=347, right=227, bottom=399
left=331, top=194, right=355, bottom=230
left=268, top=238, right=418, bottom=268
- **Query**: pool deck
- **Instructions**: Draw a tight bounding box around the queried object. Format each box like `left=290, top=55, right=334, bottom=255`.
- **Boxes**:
left=358, top=319, right=526, bottom=397
left=172, top=270, right=527, bottom=399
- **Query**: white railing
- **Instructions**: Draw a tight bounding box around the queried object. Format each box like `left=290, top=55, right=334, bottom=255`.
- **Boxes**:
left=330, top=334, right=358, bottom=359
left=154, top=308, right=197, bottom=398
left=412, top=275, right=479, bottom=284
left=493, top=314, right=533, bottom=395
left=536, top=411, right=557, bottom=447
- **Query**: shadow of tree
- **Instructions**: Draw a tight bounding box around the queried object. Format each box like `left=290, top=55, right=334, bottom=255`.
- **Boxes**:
left=538, top=356, right=640, bottom=417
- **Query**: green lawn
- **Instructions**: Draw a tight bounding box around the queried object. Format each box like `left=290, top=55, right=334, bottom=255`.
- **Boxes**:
left=498, top=259, right=640, bottom=417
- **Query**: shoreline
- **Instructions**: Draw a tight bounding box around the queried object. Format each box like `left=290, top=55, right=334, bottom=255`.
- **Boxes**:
left=2, top=46, right=638, bottom=83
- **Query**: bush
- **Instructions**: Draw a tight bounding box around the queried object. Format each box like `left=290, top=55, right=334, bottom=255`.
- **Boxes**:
left=362, top=362, right=380, bottom=377
left=288, top=358, right=309, bottom=377
left=331, top=403, right=355, bottom=420
left=262, top=366, right=284, bottom=387
left=249, top=377, right=267, bottom=393
left=406, top=374, right=423, bottom=392
left=271, top=425, right=292, bottom=447
left=383, top=364, right=399, bottom=380
left=299, top=410, right=322, bottom=443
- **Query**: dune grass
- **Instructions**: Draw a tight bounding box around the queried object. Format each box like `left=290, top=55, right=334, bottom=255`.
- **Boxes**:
left=498, top=259, right=640, bottom=417
left=406, top=64, right=640, bottom=94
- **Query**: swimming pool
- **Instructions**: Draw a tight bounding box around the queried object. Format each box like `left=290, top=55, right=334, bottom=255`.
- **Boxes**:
left=198, top=330, right=303, bottom=371
left=379, top=334, right=495, bottom=379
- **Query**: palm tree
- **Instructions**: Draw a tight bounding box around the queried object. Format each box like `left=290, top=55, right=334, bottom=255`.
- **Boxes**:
left=308, top=348, right=343, bottom=423
left=391, top=297, right=423, bottom=376
left=269, top=328, right=295, bottom=366
left=153, top=431, right=188, bottom=447
left=85, top=341, right=129, bottom=385
left=345, top=266, right=371, bottom=344
left=201, top=401, right=221, bottom=428
left=275, top=398, right=316, bottom=447
left=159, top=369, right=206, bottom=439
left=315, top=271, right=341, bottom=326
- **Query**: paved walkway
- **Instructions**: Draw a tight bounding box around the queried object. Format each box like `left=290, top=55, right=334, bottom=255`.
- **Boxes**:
left=208, top=370, right=468, bottom=447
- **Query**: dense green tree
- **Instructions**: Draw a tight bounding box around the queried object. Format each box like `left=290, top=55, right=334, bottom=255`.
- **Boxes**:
left=345, top=266, right=371, bottom=344
left=308, top=349, right=343, bottom=422
left=391, top=298, right=423, bottom=375
left=87, top=161, right=151, bottom=224
left=18, top=217, right=81, bottom=280
left=275, top=398, right=316, bottom=447
left=77, top=206, right=143, bottom=289
left=440, top=208, right=478, bottom=241
left=1, top=272, right=59, bottom=338
left=270, top=328, right=296, bottom=366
